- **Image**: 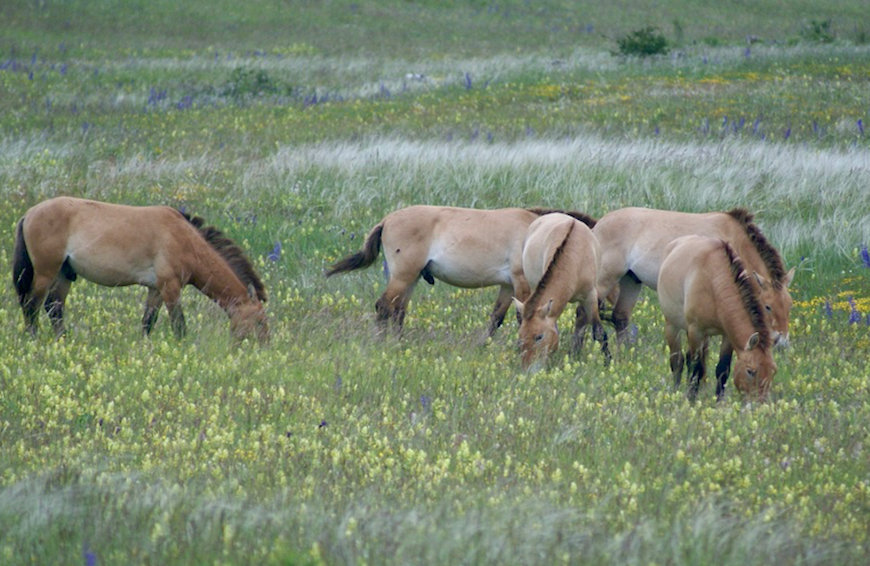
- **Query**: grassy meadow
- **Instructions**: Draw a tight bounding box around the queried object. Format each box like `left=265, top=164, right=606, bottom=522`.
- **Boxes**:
left=2, top=1, right=870, bottom=564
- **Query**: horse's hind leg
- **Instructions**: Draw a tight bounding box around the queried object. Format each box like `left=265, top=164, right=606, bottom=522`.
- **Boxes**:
left=22, top=271, right=59, bottom=336
left=715, top=339, right=734, bottom=401
left=611, top=274, right=643, bottom=343
left=44, top=277, right=72, bottom=337
left=485, top=285, right=514, bottom=338
left=142, top=288, right=163, bottom=335
left=375, top=272, right=419, bottom=333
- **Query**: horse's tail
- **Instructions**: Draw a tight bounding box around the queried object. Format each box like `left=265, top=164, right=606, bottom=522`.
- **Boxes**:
left=12, top=218, right=34, bottom=306
left=326, top=223, right=384, bottom=277
left=528, top=207, right=597, bottom=228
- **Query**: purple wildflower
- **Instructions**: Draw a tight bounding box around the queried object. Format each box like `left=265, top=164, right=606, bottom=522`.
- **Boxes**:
left=318, top=420, right=328, bottom=428
left=267, top=242, right=281, bottom=262
left=859, top=119, right=865, bottom=135
left=464, top=72, right=472, bottom=90
left=824, top=300, right=833, bottom=318
left=83, top=544, right=97, bottom=566
left=743, top=47, right=751, bottom=58
left=420, top=395, right=432, bottom=413
left=176, top=95, right=192, bottom=110
left=848, top=297, right=861, bottom=324
left=860, top=244, right=870, bottom=268
left=784, top=127, right=791, bottom=140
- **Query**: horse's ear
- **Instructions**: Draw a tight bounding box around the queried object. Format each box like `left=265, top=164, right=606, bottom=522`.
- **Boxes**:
left=540, top=299, right=554, bottom=318
left=512, top=297, right=525, bottom=317
left=752, top=271, right=768, bottom=289
left=247, top=284, right=257, bottom=300
left=784, top=267, right=796, bottom=289
left=745, top=332, right=760, bottom=351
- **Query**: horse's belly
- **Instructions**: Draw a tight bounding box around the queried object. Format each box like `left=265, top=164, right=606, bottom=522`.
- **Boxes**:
left=426, top=260, right=511, bottom=289
left=67, top=254, right=157, bottom=287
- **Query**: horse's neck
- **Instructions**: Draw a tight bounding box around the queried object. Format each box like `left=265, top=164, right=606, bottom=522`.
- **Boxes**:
left=186, top=248, right=251, bottom=310
left=722, top=221, right=770, bottom=279
left=539, top=249, right=580, bottom=317
left=712, top=269, right=757, bottom=348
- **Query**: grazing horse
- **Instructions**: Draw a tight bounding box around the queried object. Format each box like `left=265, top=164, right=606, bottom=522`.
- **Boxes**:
left=593, top=207, right=795, bottom=346
left=12, top=197, right=269, bottom=342
left=326, top=205, right=596, bottom=335
left=512, top=213, right=610, bottom=370
left=658, top=235, right=776, bottom=401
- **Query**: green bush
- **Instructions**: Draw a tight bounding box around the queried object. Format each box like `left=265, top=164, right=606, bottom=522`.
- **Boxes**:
left=616, top=26, right=670, bottom=57
left=800, top=19, right=835, bottom=43
left=221, top=67, right=287, bottom=101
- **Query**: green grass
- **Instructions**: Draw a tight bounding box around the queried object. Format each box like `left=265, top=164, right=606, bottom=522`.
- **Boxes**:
left=1, top=1, right=870, bottom=565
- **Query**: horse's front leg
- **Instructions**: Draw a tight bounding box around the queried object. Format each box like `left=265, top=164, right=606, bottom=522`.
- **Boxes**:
left=142, top=288, right=163, bottom=335
left=159, top=282, right=186, bottom=339
left=572, top=303, right=588, bottom=355
left=665, top=322, right=684, bottom=388
left=590, top=303, right=611, bottom=366
left=715, top=338, right=734, bottom=401
left=686, top=328, right=709, bottom=402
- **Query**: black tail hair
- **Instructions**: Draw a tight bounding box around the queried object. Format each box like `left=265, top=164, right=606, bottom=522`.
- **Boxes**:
left=12, top=218, right=33, bottom=306
left=528, top=208, right=597, bottom=228
left=326, top=223, right=384, bottom=277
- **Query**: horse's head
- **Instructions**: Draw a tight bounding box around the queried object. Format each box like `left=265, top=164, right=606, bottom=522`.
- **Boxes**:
left=230, top=299, right=270, bottom=344
left=514, top=298, right=559, bottom=371
left=733, top=332, right=777, bottom=401
left=754, top=268, right=795, bottom=349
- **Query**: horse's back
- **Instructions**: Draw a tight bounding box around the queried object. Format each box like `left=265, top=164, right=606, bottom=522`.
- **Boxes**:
left=594, top=207, right=734, bottom=289
left=381, top=205, right=536, bottom=288
left=23, top=197, right=191, bottom=287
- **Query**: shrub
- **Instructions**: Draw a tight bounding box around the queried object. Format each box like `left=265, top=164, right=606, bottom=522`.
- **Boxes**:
left=616, top=26, right=669, bottom=57
left=800, top=19, right=835, bottom=43
left=221, top=67, right=287, bottom=101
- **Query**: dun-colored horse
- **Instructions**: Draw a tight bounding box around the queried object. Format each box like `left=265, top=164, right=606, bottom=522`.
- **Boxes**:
left=593, top=207, right=795, bottom=346
left=13, top=197, right=269, bottom=342
left=326, top=205, right=596, bottom=335
left=512, top=213, right=610, bottom=370
left=658, top=235, right=776, bottom=401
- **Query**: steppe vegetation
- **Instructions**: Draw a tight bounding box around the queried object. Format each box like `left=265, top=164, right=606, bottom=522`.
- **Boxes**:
left=1, top=1, right=869, bottom=564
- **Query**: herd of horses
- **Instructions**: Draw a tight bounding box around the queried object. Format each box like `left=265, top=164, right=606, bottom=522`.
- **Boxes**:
left=12, top=197, right=795, bottom=401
